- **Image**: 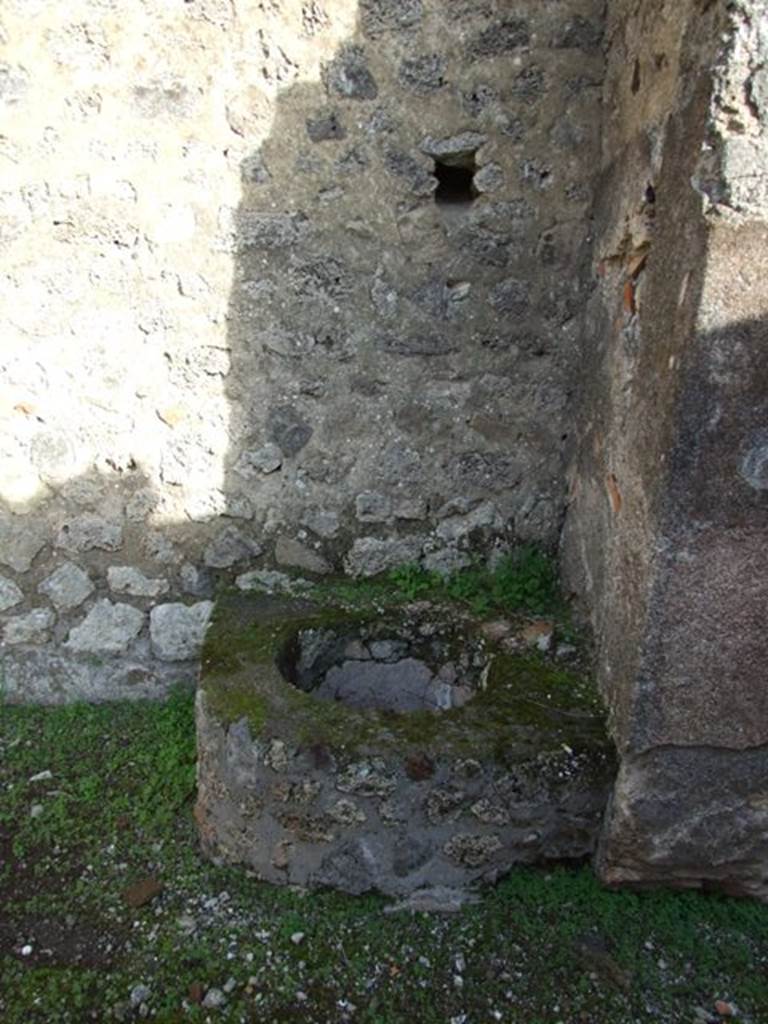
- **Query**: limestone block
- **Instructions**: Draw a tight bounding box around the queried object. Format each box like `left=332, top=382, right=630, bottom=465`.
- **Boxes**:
left=66, top=601, right=144, bottom=655
left=38, top=562, right=94, bottom=611
left=149, top=601, right=213, bottom=661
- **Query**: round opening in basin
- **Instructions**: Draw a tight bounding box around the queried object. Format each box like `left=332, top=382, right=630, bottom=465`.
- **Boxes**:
left=277, top=616, right=489, bottom=714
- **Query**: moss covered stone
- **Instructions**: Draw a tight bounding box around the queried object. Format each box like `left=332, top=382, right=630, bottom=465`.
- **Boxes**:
left=196, top=590, right=616, bottom=896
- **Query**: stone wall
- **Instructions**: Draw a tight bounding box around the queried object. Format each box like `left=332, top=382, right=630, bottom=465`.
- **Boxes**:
left=0, top=0, right=605, bottom=701
left=562, top=0, right=768, bottom=897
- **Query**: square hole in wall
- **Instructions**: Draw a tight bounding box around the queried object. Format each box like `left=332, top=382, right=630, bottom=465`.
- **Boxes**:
left=434, top=158, right=477, bottom=205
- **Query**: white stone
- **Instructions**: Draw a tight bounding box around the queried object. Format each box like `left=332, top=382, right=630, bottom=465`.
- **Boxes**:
left=0, top=575, right=24, bottom=612
left=107, top=566, right=169, bottom=598
left=149, top=601, right=213, bottom=661
left=38, top=562, right=94, bottom=611
left=66, top=600, right=144, bottom=655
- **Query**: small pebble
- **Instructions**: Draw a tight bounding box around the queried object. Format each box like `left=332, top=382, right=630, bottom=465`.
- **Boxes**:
left=202, top=988, right=226, bottom=1009
left=20, top=945, right=33, bottom=957
left=223, top=977, right=237, bottom=994
left=291, top=931, right=305, bottom=945
left=30, top=804, right=44, bottom=819
left=129, top=984, right=150, bottom=1009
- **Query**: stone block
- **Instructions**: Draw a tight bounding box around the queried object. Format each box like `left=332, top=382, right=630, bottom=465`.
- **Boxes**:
left=66, top=600, right=144, bottom=655
left=195, top=591, right=615, bottom=896
left=150, top=601, right=213, bottom=662
left=38, top=562, right=94, bottom=611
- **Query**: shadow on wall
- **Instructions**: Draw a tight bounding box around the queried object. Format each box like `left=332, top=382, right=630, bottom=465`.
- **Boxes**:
left=1, top=0, right=606, bottom=701
left=222, top=0, right=604, bottom=578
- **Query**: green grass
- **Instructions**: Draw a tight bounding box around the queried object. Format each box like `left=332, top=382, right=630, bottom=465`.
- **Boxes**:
left=312, top=545, right=563, bottom=618
left=1, top=693, right=767, bottom=1023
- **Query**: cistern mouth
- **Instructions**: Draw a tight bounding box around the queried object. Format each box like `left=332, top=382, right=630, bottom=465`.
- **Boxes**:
left=276, top=616, right=490, bottom=714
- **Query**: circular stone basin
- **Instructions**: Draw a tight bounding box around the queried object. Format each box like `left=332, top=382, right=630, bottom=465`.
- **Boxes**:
left=277, top=619, right=488, bottom=713
left=196, top=592, right=617, bottom=899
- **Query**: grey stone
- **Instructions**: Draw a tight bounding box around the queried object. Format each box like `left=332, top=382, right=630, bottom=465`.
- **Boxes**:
left=471, top=799, right=511, bottom=826
left=38, top=562, right=94, bottom=611
left=344, top=537, right=424, bottom=578
left=264, top=739, right=290, bottom=772
left=143, top=532, right=180, bottom=565
left=1, top=647, right=198, bottom=703
left=435, top=501, right=502, bottom=543
left=421, top=132, right=487, bottom=165
left=314, top=839, right=378, bottom=895
left=355, top=492, right=392, bottom=523
left=3, top=608, right=55, bottom=645
left=56, top=515, right=122, bottom=553
left=125, top=488, right=160, bottom=521
left=360, top=0, right=422, bottom=35
left=511, top=66, right=545, bottom=104
left=393, top=834, right=434, bottom=877
left=0, top=575, right=24, bottom=612
left=422, top=547, right=472, bottom=577
left=490, top=278, right=530, bottom=316
left=470, top=20, right=530, bottom=58
left=149, top=601, right=213, bottom=661
left=266, top=406, right=312, bottom=458
left=201, top=988, right=226, bottom=1010
left=474, top=163, right=504, bottom=193
left=425, top=787, right=466, bottom=824
left=336, top=759, right=396, bottom=798
left=0, top=514, right=47, bottom=572
left=461, top=226, right=511, bottom=268
left=394, top=498, right=427, bottom=521
left=130, top=985, right=151, bottom=1009
left=237, top=211, right=308, bottom=250
left=740, top=434, right=768, bottom=490
left=322, top=45, right=378, bottom=100
left=521, top=159, right=553, bottom=190
left=197, top=591, right=614, bottom=897
left=398, top=54, right=446, bottom=95
left=66, top=601, right=144, bottom=655
left=316, top=658, right=437, bottom=712
left=443, top=834, right=502, bottom=867
left=235, top=569, right=310, bottom=594
left=235, top=444, right=283, bottom=477
left=301, top=507, right=340, bottom=539
left=306, top=110, right=346, bottom=142
left=327, top=798, right=367, bottom=825
left=179, top=563, right=213, bottom=597
left=204, top=527, right=262, bottom=569
left=107, top=567, right=169, bottom=598
left=275, top=537, right=331, bottom=575
left=370, top=274, right=399, bottom=319
left=553, top=17, right=603, bottom=52
left=383, top=150, right=435, bottom=197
